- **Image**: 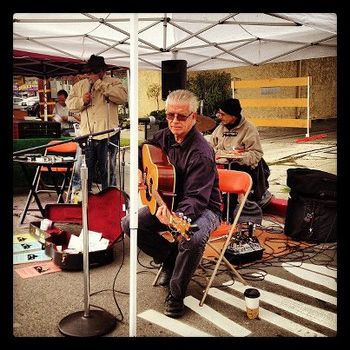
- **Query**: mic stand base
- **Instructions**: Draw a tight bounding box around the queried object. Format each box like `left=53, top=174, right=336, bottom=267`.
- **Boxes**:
left=59, top=309, right=117, bottom=337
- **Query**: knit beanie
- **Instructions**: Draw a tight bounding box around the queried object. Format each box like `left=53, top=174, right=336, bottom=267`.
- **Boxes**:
left=219, top=98, right=242, bottom=117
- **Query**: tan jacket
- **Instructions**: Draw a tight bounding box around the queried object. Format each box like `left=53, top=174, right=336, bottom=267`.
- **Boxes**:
left=209, top=115, right=263, bottom=168
left=66, top=75, right=127, bottom=140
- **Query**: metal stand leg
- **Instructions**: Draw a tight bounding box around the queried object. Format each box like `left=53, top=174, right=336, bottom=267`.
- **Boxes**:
left=19, top=164, right=45, bottom=224
left=225, top=161, right=233, bottom=224
left=152, top=264, right=163, bottom=286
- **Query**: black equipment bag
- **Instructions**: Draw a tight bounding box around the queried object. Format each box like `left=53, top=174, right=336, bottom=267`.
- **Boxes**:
left=284, top=168, right=337, bottom=243
left=284, top=194, right=337, bottom=243
left=286, top=168, right=336, bottom=200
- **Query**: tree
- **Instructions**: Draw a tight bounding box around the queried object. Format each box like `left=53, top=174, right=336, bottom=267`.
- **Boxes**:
left=187, top=71, right=232, bottom=117
left=146, top=83, right=161, bottom=111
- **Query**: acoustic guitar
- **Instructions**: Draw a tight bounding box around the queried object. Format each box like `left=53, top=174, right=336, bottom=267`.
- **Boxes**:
left=140, top=143, right=196, bottom=241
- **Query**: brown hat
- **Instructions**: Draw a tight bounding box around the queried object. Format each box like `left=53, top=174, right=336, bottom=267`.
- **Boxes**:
left=85, top=54, right=108, bottom=73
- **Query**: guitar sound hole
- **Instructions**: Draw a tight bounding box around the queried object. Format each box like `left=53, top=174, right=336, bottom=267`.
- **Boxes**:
left=145, top=177, right=153, bottom=202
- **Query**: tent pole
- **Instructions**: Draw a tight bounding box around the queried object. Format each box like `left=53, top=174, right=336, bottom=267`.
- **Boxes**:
left=163, top=13, right=167, bottom=50
left=43, top=78, right=48, bottom=121
left=306, top=76, right=310, bottom=137
left=129, top=13, right=139, bottom=338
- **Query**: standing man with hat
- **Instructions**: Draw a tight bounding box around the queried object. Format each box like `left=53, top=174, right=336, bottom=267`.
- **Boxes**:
left=66, top=54, right=128, bottom=192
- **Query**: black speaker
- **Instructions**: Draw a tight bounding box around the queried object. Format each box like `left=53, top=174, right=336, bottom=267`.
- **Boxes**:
left=161, top=60, right=187, bottom=100
left=13, top=121, right=61, bottom=139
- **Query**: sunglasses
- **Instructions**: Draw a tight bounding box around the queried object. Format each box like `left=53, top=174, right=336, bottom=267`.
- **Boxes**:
left=166, top=112, right=193, bottom=122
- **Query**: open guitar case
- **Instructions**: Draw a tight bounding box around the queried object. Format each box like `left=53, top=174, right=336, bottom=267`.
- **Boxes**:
left=30, top=187, right=129, bottom=270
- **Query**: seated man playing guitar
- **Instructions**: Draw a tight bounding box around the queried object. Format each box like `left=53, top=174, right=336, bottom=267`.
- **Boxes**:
left=122, top=89, right=222, bottom=318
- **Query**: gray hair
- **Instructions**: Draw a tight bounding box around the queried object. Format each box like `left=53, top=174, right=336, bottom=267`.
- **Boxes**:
left=165, top=89, right=199, bottom=113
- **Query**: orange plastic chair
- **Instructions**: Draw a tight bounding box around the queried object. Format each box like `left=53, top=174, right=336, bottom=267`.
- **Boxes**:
left=152, top=169, right=252, bottom=298
left=199, top=169, right=252, bottom=306
left=34, top=140, right=77, bottom=203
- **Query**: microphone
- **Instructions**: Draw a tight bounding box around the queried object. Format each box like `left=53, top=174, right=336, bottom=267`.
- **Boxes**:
left=128, top=116, right=157, bottom=125
left=88, top=79, right=94, bottom=93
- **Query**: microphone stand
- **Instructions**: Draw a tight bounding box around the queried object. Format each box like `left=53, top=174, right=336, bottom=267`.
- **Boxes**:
left=58, top=141, right=117, bottom=337
left=13, top=127, right=121, bottom=156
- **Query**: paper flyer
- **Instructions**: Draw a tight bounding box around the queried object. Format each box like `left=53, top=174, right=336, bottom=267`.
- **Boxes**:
left=14, top=261, right=61, bottom=278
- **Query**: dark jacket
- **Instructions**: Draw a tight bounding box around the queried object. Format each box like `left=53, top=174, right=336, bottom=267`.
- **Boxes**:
left=140, top=126, right=222, bottom=221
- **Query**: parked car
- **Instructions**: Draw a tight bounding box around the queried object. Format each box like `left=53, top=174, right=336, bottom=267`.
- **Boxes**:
left=27, top=102, right=41, bottom=117
left=21, top=96, right=39, bottom=109
left=13, top=96, right=25, bottom=110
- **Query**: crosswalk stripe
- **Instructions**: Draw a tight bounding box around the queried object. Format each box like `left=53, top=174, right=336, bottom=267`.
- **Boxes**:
left=226, top=281, right=337, bottom=331
left=251, top=272, right=337, bottom=306
left=282, top=263, right=336, bottom=291
left=184, top=295, right=251, bottom=337
left=208, top=288, right=325, bottom=337
left=138, top=309, right=213, bottom=337
left=283, top=262, right=337, bottom=278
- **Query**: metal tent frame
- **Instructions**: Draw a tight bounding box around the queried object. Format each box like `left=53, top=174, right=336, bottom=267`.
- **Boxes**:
left=13, top=13, right=336, bottom=71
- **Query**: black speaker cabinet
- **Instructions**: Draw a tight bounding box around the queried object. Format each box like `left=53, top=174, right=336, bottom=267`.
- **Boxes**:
left=161, top=60, right=187, bottom=100
left=13, top=121, right=61, bottom=139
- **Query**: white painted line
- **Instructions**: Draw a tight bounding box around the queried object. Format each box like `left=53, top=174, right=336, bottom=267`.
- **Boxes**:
left=226, top=281, right=337, bottom=331
left=184, top=295, right=251, bottom=337
left=282, top=264, right=336, bottom=291
left=283, top=262, right=337, bottom=278
left=251, top=272, right=336, bottom=306
left=138, top=309, right=213, bottom=337
left=208, top=288, right=325, bottom=337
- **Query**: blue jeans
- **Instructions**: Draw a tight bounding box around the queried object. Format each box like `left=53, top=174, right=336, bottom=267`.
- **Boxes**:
left=121, top=206, right=221, bottom=299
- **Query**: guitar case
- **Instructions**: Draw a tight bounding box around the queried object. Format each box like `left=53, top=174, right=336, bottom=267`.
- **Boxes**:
left=31, top=187, right=129, bottom=270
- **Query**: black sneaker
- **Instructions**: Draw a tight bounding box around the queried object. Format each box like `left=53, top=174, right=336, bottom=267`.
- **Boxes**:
left=164, top=293, right=185, bottom=318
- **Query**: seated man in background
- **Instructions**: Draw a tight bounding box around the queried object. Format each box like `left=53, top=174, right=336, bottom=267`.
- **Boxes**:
left=53, top=89, right=80, bottom=136
left=208, top=98, right=272, bottom=223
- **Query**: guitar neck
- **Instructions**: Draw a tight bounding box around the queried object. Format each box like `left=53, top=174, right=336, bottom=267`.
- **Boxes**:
left=153, top=190, right=178, bottom=225
left=153, top=190, right=191, bottom=241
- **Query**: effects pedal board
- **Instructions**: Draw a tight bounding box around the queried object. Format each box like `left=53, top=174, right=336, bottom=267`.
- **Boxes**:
left=224, top=222, right=264, bottom=265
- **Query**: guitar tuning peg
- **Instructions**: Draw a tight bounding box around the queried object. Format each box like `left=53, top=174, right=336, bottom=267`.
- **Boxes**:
left=178, top=212, right=184, bottom=218
left=187, top=218, right=192, bottom=223
left=183, top=216, right=187, bottom=221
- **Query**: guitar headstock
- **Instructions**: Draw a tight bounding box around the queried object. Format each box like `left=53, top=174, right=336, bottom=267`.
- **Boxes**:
left=170, top=213, right=197, bottom=241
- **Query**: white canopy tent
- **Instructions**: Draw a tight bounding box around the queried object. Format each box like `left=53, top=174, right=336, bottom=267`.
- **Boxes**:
left=13, top=13, right=336, bottom=71
left=13, top=13, right=337, bottom=337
